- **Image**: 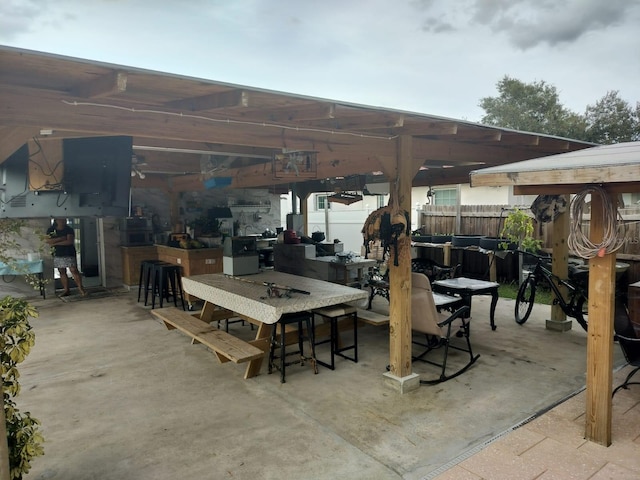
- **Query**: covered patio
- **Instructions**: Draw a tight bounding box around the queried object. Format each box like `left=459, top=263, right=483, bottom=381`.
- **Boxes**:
left=7, top=279, right=637, bottom=479
left=0, top=46, right=598, bottom=395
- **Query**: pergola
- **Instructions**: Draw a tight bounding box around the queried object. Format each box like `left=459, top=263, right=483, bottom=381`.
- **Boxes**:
left=0, top=45, right=597, bottom=390
left=470, top=141, right=640, bottom=445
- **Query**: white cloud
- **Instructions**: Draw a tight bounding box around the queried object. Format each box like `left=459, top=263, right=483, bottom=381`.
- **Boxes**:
left=1, top=0, right=639, bottom=121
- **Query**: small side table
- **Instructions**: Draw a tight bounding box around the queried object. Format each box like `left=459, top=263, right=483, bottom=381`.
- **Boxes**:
left=432, top=277, right=500, bottom=330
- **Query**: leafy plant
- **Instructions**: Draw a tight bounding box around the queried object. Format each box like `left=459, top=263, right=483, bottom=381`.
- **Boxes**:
left=1, top=296, right=44, bottom=479
left=0, top=219, right=49, bottom=292
left=500, top=208, right=542, bottom=253
left=0, top=219, right=46, bottom=478
left=190, top=216, right=221, bottom=236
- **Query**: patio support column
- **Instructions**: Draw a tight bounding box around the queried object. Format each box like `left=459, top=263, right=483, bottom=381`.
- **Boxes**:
left=548, top=195, right=570, bottom=331
left=295, top=186, right=311, bottom=237
left=169, top=191, right=181, bottom=232
left=584, top=191, right=615, bottom=446
left=383, top=135, right=420, bottom=393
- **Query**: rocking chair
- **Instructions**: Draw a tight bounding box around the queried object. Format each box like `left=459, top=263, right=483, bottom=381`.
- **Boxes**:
left=612, top=298, right=640, bottom=397
left=411, top=272, right=479, bottom=384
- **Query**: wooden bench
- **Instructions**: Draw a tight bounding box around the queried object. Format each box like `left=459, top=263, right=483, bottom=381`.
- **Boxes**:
left=356, top=308, right=390, bottom=326
left=151, top=307, right=265, bottom=364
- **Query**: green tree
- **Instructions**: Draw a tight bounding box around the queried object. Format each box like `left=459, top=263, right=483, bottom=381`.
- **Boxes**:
left=584, top=90, right=640, bottom=144
left=479, top=76, right=588, bottom=140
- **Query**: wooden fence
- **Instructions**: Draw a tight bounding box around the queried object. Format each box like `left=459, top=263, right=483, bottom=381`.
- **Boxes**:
left=418, top=204, right=640, bottom=283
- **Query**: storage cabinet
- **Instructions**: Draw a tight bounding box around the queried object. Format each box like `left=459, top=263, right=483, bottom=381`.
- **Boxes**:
left=156, top=245, right=223, bottom=276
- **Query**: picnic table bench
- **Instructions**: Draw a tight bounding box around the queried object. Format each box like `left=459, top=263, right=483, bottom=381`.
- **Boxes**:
left=151, top=307, right=264, bottom=364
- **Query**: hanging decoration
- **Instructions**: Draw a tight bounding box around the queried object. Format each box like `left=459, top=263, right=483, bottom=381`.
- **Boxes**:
left=272, top=150, right=317, bottom=179
left=567, top=185, right=626, bottom=259
left=361, top=182, right=410, bottom=266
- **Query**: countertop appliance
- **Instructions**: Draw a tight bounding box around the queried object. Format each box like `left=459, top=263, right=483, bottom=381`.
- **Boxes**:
left=120, top=217, right=153, bottom=246
left=223, top=236, right=259, bottom=275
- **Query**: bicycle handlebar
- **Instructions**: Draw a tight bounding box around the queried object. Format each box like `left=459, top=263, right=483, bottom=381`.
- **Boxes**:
left=513, top=250, right=551, bottom=261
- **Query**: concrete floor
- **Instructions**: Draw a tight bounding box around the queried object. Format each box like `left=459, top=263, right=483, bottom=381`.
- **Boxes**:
left=2, top=278, right=633, bottom=480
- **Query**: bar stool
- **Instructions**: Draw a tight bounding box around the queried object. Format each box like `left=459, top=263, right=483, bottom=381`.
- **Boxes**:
left=312, top=303, right=358, bottom=370
left=151, top=263, right=185, bottom=310
left=138, top=260, right=166, bottom=305
left=268, top=311, right=318, bottom=383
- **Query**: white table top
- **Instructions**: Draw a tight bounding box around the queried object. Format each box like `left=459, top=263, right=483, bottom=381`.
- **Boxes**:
left=182, top=271, right=368, bottom=325
left=433, top=277, right=499, bottom=290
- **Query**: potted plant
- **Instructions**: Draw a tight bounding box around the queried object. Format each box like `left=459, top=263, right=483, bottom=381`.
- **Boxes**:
left=500, top=208, right=543, bottom=283
left=1, top=297, right=44, bottom=480
left=191, top=216, right=223, bottom=247
left=0, top=218, right=46, bottom=479
left=500, top=208, right=542, bottom=253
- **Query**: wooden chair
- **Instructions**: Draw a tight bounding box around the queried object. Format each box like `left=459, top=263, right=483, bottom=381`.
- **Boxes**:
left=612, top=298, right=640, bottom=397
left=411, top=272, right=479, bottom=384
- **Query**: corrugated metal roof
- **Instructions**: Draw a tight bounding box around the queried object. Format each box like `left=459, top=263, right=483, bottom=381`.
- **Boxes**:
left=469, top=141, right=640, bottom=191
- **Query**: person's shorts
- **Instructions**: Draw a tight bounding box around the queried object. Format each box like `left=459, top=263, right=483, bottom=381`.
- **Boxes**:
left=53, top=256, right=77, bottom=269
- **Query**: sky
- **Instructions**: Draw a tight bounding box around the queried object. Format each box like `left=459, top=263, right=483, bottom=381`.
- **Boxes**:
left=2, top=0, right=640, bottom=122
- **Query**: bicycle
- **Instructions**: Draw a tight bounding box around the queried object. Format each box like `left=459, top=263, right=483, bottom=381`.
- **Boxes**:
left=515, top=251, right=589, bottom=332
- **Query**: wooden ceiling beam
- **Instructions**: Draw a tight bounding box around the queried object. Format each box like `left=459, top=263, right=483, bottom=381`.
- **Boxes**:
left=70, top=71, right=127, bottom=98
left=413, top=165, right=479, bottom=187
left=301, top=113, right=404, bottom=131
left=450, top=127, right=502, bottom=142
left=237, top=103, right=336, bottom=122
left=412, top=137, right=548, bottom=164
left=0, top=86, right=395, bottom=154
left=513, top=182, right=640, bottom=195
left=164, top=89, right=249, bottom=111
left=395, top=121, right=459, bottom=136
left=227, top=151, right=389, bottom=189
left=470, top=165, right=640, bottom=189
left=496, top=132, right=540, bottom=146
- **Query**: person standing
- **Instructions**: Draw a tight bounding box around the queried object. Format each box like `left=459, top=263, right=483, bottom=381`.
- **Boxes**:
left=46, top=218, right=86, bottom=296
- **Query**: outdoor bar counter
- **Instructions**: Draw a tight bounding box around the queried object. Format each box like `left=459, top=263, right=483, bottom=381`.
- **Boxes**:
left=120, top=245, right=223, bottom=287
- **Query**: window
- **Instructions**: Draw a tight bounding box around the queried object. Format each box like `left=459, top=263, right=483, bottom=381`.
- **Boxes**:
left=433, top=188, right=456, bottom=206
left=376, top=195, right=386, bottom=209
left=316, top=194, right=331, bottom=210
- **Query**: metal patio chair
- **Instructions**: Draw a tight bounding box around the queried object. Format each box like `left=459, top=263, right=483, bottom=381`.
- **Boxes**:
left=613, top=298, right=640, bottom=397
left=411, top=272, right=479, bottom=385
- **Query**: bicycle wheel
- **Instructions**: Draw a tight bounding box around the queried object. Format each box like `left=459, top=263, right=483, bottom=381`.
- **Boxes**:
left=515, top=277, right=536, bottom=324
left=573, top=294, right=589, bottom=332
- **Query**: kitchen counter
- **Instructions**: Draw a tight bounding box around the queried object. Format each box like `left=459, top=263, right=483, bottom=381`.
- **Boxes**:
left=120, top=245, right=223, bottom=287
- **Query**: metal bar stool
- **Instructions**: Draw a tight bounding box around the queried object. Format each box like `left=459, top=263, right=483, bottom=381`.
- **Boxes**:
left=138, top=260, right=166, bottom=305
left=151, top=263, right=185, bottom=310
left=268, top=311, right=318, bottom=383
left=312, top=303, right=358, bottom=370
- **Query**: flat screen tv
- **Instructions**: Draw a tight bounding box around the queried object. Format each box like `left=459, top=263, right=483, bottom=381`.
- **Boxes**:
left=0, top=136, right=132, bottom=218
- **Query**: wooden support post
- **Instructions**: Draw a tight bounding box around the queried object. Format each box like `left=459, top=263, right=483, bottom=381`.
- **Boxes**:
left=550, top=195, right=570, bottom=328
left=299, top=192, right=310, bottom=237
left=584, top=191, right=615, bottom=446
left=169, top=191, right=181, bottom=231
left=442, top=243, right=451, bottom=266
left=488, top=251, right=497, bottom=282
left=388, top=136, right=413, bottom=382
